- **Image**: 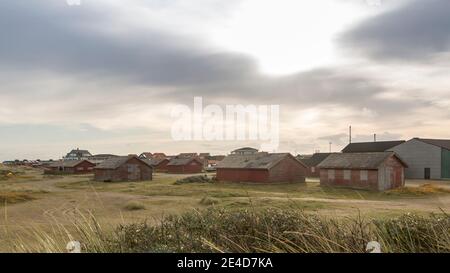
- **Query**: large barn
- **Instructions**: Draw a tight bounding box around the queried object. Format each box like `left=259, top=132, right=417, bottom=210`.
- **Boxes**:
left=318, top=152, right=407, bottom=191
left=389, top=138, right=450, bottom=180
left=94, top=156, right=153, bottom=182
left=216, top=153, right=307, bottom=183
left=166, top=157, right=204, bottom=174
left=44, top=160, right=96, bottom=175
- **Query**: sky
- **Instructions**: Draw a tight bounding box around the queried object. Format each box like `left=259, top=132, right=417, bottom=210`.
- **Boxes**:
left=1, top=0, right=450, bottom=160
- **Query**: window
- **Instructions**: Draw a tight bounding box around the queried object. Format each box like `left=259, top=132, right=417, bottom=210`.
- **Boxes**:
left=311, top=167, right=316, bottom=173
left=328, top=169, right=335, bottom=179
left=344, top=170, right=351, bottom=180
left=360, top=170, right=368, bottom=181
left=77, top=167, right=83, bottom=171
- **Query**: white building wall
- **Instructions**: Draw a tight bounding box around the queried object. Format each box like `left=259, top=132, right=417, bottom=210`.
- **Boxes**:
left=389, top=139, right=441, bottom=179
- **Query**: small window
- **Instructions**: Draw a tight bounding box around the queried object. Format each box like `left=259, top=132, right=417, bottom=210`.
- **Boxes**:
left=360, top=170, right=368, bottom=181
left=344, top=170, right=351, bottom=180
left=328, top=169, right=335, bottom=179
left=311, top=167, right=316, bottom=173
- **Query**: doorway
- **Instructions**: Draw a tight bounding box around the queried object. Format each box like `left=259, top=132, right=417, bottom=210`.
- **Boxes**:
left=424, top=168, right=431, bottom=180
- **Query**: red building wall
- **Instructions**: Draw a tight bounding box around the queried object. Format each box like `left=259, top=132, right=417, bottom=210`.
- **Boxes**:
left=217, top=157, right=306, bottom=183
left=167, top=160, right=203, bottom=174
left=45, top=161, right=95, bottom=175
left=268, top=157, right=307, bottom=183
left=154, top=159, right=169, bottom=173
left=216, top=169, right=270, bottom=183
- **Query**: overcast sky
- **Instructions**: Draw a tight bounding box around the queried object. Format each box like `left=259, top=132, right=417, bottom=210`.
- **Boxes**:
left=1, top=0, right=450, bottom=160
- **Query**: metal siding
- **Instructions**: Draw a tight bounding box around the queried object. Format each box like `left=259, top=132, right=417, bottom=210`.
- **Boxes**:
left=390, top=139, right=442, bottom=179
left=442, top=149, right=450, bottom=179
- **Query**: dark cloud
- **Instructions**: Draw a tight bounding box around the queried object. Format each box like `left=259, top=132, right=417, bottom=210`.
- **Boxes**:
left=341, top=0, right=450, bottom=62
left=0, top=1, right=257, bottom=86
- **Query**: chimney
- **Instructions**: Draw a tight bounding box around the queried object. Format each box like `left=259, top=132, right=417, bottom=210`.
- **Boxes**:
left=374, top=134, right=377, bottom=142
left=349, top=126, right=352, bottom=144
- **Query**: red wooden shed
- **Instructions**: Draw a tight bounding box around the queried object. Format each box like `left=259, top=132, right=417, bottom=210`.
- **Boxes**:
left=94, top=156, right=153, bottom=182
left=167, top=157, right=204, bottom=174
left=44, top=160, right=96, bottom=175
left=317, top=152, right=408, bottom=191
left=216, top=153, right=307, bottom=183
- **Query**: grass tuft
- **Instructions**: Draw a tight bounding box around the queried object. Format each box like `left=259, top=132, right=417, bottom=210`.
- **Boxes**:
left=123, top=200, right=146, bottom=211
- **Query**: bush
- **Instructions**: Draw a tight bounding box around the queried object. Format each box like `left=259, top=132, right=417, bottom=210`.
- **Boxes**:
left=174, top=175, right=214, bottom=185
left=109, top=209, right=450, bottom=253
left=123, top=200, right=146, bottom=211
left=199, top=196, right=220, bottom=206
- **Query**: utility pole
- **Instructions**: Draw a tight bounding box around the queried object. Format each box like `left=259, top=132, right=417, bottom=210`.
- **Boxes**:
left=374, top=134, right=377, bottom=142
left=329, top=142, right=332, bottom=153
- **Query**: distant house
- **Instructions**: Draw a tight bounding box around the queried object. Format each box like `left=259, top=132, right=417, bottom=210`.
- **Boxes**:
left=231, top=147, right=259, bottom=155
left=138, top=152, right=153, bottom=159
left=318, top=152, right=407, bottom=191
left=65, top=148, right=92, bottom=160
left=216, top=153, right=307, bottom=183
left=88, top=154, right=118, bottom=165
left=389, top=138, right=450, bottom=180
left=44, top=160, right=96, bottom=175
left=145, top=158, right=170, bottom=173
left=177, top=153, right=198, bottom=158
left=342, top=141, right=405, bottom=153
left=94, top=156, right=153, bottom=182
left=152, top=153, right=167, bottom=159
left=298, top=153, right=333, bottom=177
left=167, top=157, right=204, bottom=174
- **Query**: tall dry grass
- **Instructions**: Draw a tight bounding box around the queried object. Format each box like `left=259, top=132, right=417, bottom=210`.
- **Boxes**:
left=4, top=208, right=448, bottom=253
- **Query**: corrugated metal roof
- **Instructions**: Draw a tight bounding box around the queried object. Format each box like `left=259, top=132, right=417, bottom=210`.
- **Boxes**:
left=342, top=141, right=405, bottom=153
left=217, top=153, right=303, bottom=170
left=95, top=156, right=152, bottom=170
left=415, top=138, right=450, bottom=151
left=318, top=152, right=406, bottom=169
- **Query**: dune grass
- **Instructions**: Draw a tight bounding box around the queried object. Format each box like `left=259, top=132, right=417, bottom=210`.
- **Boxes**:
left=0, top=191, right=35, bottom=205
left=5, top=208, right=448, bottom=253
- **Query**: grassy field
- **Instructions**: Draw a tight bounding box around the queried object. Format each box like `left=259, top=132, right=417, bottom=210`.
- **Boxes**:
left=0, top=165, right=449, bottom=252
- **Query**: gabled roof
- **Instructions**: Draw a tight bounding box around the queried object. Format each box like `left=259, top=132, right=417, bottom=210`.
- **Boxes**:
left=95, top=156, right=152, bottom=170
left=414, top=138, right=450, bottom=151
left=139, top=152, right=153, bottom=159
left=342, top=141, right=406, bottom=153
left=48, top=160, right=94, bottom=168
left=167, top=157, right=202, bottom=166
left=217, top=153, right=305, bottom=170
left=144, top=158, right=169, bottom=166
left=232, top=147, right=258, bottom=153
left=299, top=153, right=333, bottom=167
left=177, top=153, right=198, bottom=158
left=318, top=152, right=407, bottom=170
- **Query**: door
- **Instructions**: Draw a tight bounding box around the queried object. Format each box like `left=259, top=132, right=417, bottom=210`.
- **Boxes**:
left=127, top=164, right=141, bottom=180
left=424, top=168, right=431, bottom=180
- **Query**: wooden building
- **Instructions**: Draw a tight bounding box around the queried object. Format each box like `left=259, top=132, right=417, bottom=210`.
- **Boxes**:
left=145, top=158, right=170, bottom=173
left=298, top=153, right=333, bottom=177
left=216, top=153, right=307, bottom=183
left=44, top=160, right=96, bottom=175
left=318, top=152, right=407, bottom=191
left=167, top=157, right=204, bottom=174
left=94, top=156, right=153, bottom=182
